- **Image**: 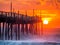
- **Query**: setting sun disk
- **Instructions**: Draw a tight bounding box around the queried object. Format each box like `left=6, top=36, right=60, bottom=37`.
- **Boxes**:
left=43, top=20, right=48, bottom=24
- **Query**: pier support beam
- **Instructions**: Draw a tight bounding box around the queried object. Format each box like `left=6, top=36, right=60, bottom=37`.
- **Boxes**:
left=0, top=23, right=1, bottom=39
left=25, top=24, right=28, bottom=35
left=21, top=24, right=24, bottom=35
left=10, top=24, right=13, bottom=40
left=7, top=23, right=10, bottom=40
left=18, top=24, right=20, bottom=40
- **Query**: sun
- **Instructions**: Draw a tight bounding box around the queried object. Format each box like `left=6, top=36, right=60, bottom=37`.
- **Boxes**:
left=43, top=20, right=48, bottom=24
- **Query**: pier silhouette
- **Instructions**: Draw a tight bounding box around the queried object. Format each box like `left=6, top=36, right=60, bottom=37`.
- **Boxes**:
left=0, top=11, right=42, bottom=40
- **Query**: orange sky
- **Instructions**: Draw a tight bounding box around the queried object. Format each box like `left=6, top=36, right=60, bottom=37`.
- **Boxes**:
left=0, top=0, right=60, bottom=29
left=0, top=0, right=60, bottom=11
